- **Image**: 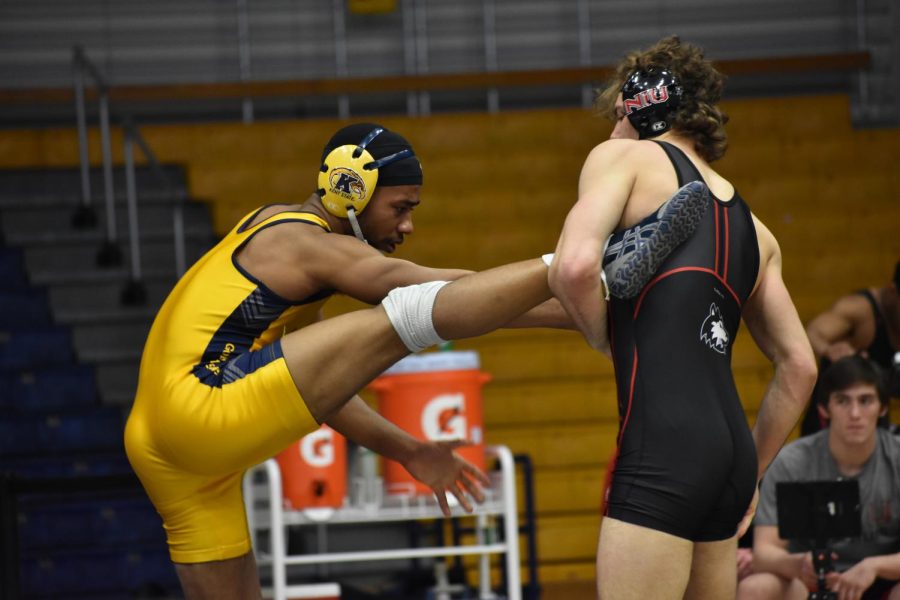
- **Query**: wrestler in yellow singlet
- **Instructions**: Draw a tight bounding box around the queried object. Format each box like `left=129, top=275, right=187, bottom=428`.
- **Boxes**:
left=124, top=207, right=330, bottom=563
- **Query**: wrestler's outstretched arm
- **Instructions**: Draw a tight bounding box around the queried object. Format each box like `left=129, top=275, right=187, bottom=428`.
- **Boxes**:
left=281, top=259, right=552, bottom=511
left=327, top=395, right=489, bottom=516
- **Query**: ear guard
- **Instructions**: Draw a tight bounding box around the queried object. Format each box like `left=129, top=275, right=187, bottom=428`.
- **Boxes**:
left=317, top=127, right=414, bottom=218
left=621, top=68, right=683, bottom=139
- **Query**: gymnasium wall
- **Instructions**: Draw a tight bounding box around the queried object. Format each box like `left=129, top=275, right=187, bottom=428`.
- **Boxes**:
left=1, top=93, right=898, bottom=583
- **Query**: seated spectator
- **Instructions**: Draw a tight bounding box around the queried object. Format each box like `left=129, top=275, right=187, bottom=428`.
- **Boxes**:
left=801, top=260, right=900, bottom=435
left=737, top=356, right=900, bottom=600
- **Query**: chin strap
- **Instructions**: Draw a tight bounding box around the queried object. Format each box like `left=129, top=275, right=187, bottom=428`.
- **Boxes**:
left=346, top=207, right=367, bottom=244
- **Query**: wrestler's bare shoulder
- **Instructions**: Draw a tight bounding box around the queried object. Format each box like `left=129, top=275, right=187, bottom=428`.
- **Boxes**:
left=584, top=138, right=666, bottom=164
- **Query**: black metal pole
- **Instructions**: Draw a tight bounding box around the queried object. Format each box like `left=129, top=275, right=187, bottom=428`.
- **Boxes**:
left=514, top=454, right=541, bottom=600
left=1, top=473, right=21, bottom=600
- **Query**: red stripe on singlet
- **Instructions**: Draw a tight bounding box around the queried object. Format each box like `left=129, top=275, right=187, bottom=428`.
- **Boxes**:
left=723, top=208, right=730, bottom=280
left=620, top=346, right=639, bottom=448
left=714, top=204, right=720, bottom=274
left=604, top=345, right=638, bottom=516
left=633, top=267, right=741, bottom=320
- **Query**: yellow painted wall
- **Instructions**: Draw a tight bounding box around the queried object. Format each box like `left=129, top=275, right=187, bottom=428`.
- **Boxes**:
left=2, top=94, right=898, bottom=583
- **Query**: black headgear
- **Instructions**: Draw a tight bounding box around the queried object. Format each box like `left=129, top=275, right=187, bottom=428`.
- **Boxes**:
left=620, top=68, right=684, bottom=139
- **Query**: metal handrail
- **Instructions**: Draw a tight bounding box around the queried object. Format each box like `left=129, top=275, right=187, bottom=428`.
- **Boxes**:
left=123, top=118, right=189, bottom=279
left=71, top=45, right=189, bottom=306
left=72, top=45, right=115, bottom=242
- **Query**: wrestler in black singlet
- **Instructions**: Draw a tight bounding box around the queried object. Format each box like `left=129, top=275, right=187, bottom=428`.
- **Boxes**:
left=602, top=141, right=760, bottom=541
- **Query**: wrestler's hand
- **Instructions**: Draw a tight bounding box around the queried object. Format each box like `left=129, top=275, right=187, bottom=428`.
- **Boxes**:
left=736, top=547, right=754, bottom=581
left=736, top=485, right=760, bottom=538
left=826, top=557, right=877, bottom=600
left=403, top=439, right=491, bottom=517
left=823, top=342, right=863, bottom=364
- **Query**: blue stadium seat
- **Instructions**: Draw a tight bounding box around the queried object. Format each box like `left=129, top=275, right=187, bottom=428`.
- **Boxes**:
left=0, top=247, right=30, bottom=291
left=0, top=407, right=124, bottom=455
left=1, top=365, right=97, bottom=413
left=37, top=407, right=125, bottom=453
left=0, top=290, right=52, bottom=329
left=0, top=452, right=131, bottom=478
left=0, top=415, right=38, bottom=454
left=0, top=327, right=75, bottom=372
left=19, top=497, right=165, bottom=550
left=20, top=546, right=178, bottom=597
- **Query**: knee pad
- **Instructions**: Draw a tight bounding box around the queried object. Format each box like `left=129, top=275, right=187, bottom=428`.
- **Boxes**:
left=381, top=281, right=449, bottom=353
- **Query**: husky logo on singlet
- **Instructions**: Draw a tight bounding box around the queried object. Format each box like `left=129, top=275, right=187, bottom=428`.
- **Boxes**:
left=329, top=167, right=367, bottom=201
left=700, top=302, right=729, bottom=354
left=422, top=394, right=467, bottom=441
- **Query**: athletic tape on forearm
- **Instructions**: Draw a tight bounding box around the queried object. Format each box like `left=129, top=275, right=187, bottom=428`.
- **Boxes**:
left=382, top=281, right=450, bottom=353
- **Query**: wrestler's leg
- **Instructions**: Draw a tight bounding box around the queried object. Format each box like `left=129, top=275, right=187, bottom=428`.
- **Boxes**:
left=683, top=536, right=738, bottom=600
left=280, top=258, right=551, bottom=422
left=171, top=259, right=550, bottom=595
left=175, top=552, right=262, bottom=600
left=596, top=517, right=694, bottom=600
left=169, top=259, right=550, bottom=600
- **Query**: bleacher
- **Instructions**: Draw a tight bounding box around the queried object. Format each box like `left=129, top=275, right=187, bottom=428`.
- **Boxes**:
left=0, top=167, right=216, bottom=598
left=1, top=92, right=898, bottom=593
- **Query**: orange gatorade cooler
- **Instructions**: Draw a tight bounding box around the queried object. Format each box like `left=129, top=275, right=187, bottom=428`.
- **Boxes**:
left=370, top=350, right=489, bottom=495
left=275, top=424, right=347, bottom=510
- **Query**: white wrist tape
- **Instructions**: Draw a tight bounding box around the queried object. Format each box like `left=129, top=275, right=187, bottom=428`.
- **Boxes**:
left=382, top=281, right=450, bottom=353
left=541, top=253, right=554, bottom=267
left=599, top=269, right=610, bottom=301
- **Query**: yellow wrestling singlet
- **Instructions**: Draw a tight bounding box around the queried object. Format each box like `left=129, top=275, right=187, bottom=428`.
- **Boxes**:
left=125, top=207, right=331, bottom=563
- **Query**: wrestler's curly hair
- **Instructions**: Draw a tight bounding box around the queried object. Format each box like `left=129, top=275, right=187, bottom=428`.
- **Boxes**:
left=596, top=36, right=729, bottom=162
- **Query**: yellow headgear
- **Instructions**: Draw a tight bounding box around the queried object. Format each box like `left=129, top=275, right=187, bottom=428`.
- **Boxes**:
left=317, top=127, right=414, bottom=219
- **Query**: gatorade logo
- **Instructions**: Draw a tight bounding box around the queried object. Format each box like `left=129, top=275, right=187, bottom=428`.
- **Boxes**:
left=328, top=167, right=366, bottom=201
left=300, top=428, right=335, bottom=468
left=422, top=394, right=467, bottom=441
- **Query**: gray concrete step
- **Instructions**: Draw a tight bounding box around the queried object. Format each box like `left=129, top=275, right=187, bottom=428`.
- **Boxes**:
left=94, top=360, right=141, bottom=406
left=46, top=273, right=175, bottom=313
left=0, top=165, right=208, bottom=411
left=5, top=224, right=212, bottom=246
left=0, top=166, right=186, bottom=205
left=1, top=199, right=211, bottom=240
left=55, top=306, right=158, bottom=326
left=32, top=265, right=176, bottom=286
left=72, top=320, right=153, bottom=360
left=22, top=235, right=214, bottom=275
